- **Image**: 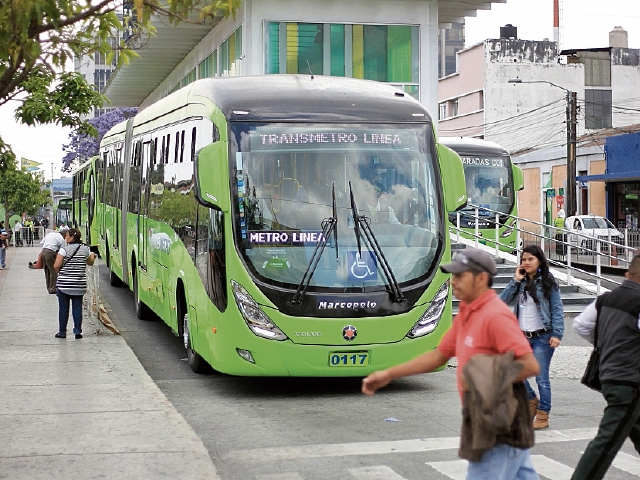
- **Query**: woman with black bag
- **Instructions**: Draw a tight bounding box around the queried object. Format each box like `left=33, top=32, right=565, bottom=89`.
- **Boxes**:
left=499, top=245, right=564, bottom=430
left=53, top=228, right=96, bottom=339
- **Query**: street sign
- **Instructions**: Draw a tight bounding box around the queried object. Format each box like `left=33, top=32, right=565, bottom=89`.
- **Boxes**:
left=556, top=195, right=564, bottom=205
left=546, top=188, right=556, bottom=198
left=559, top=188, right=564, bottom=195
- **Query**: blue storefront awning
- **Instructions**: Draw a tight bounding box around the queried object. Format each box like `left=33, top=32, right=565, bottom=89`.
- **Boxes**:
left=576, top=172, right=640, bottom=182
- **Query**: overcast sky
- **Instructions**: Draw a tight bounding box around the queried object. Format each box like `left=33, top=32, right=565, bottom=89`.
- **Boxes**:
left=1, top=0, right=638, bottom=180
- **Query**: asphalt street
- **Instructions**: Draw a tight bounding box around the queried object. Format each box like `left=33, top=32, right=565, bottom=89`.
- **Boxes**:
left=96, top=263, right=640, bottom=480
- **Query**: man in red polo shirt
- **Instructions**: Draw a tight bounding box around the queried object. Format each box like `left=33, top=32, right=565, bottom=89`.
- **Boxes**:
left=362, top=247, right=540, bottom=479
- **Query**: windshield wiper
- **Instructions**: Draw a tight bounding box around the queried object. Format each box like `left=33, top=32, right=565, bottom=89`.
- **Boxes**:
left=290, top=184, right=339, bottom=306
left=348, top=181, right=405, bottom=304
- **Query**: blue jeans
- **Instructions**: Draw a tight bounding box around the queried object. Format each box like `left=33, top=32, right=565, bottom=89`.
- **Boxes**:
left=57, top=290, right=83, bottom=336
left=0, top=246, right=6, bottom=267
left=525, top=330, right=555, bottom=413
left=467, top=444, right=539, bottom=479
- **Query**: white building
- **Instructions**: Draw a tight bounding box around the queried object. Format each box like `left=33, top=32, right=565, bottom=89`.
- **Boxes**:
left=103, top=0, right=508, bottom=120
left=438, top=27, right=640, bottom=154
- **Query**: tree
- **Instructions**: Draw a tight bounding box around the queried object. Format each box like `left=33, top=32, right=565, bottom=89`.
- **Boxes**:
left=0, top=164, right=49, bottom=228
left=62, top=107, right=138, bottom=170
left=0, top=0, right=240, bottom=171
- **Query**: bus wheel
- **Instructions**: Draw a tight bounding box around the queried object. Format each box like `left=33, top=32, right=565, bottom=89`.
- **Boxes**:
left=133, top=266, right=152, bottom=320
left=109, top=267, right=123, bottom=287
left=182, top=310, right=208, bottom=374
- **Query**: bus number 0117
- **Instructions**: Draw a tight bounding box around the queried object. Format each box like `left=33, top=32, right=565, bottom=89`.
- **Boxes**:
left=329, top=352, right=369, bottom=366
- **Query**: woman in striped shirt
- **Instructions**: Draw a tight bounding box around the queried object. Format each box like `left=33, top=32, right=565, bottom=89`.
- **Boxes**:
left=53, top=228, right=96, bottom=339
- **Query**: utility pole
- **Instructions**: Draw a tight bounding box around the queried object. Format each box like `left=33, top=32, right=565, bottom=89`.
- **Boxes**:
left=508, top=78, right=578, bottom=216
left=50, top=163, right=55, bottom=227
left=566, top=91, right=578, bottom=216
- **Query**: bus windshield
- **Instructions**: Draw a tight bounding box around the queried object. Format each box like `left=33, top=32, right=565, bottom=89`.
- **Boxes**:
left=460, top=156, right=514, bottom=215
left=230, top=122, right=443, bottom=290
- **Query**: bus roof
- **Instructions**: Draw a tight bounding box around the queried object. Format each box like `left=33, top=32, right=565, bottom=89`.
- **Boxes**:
left=189, top=75, right=433, bottom=124
left=439, top=137, right=510, bottom=157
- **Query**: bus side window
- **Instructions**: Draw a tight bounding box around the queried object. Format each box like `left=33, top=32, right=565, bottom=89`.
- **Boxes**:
left=195, top=205, right=227, bottom=312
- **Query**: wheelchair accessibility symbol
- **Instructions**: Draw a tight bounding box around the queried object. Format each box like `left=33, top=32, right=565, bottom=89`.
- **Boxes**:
left=347, top=251, right=377, bottom=282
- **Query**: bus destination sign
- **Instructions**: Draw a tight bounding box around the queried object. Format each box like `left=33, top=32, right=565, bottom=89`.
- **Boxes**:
left=250, top=129, right=417, bottom=151
left=461, top=156, right=505, bottom=168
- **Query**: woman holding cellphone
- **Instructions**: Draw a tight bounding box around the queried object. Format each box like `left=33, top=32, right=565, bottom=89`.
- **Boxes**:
left=499, top=245, right=564, bottom=429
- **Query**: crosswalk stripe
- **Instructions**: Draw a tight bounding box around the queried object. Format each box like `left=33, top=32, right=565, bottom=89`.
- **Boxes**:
left=612, top=451, right=640, bottom=475
left=531, top=455, right=573, bottom=480
left=255, top=474, right=304, bottom=480
left=224, top=428, right=599, bottom=462
left=225, top=437, right=459, bottom=461
left=252, top=453, right=640, bottom=480
left=425, top=460, right=467, bottom=479
left=535, top=427, right=598, bottom=443
left=348, top=465, right=407, bottom=479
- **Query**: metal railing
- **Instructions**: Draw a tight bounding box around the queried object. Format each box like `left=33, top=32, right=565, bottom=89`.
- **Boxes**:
left=84, top=260, right=104, bottom=334
left=11, top=226, right=45, bottom=247
left=450, top=205, right=629, bottom=295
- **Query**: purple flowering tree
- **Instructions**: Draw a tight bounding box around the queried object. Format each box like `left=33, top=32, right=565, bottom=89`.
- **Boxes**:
left=62, top=107, right=138, bottom=171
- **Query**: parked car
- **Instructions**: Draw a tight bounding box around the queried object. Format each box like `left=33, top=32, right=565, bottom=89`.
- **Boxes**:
left=565, top=214, right=624, bottom=253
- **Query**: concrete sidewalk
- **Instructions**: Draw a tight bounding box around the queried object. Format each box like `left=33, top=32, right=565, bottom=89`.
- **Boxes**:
left=0, top=244, right=221, bottom=479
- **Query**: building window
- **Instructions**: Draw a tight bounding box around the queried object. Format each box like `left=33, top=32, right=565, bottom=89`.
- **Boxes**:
left=585, top=89, right=612, bottom=130
left=450, top=98, right=459, bottom=117
left=478, top=90, right=484, bottom=110
left=265, top=22, right=419, bottom=99
left=94, top=69, right=111, bottom=93
left=180, top=68, right=197, bottom=88
left=439, top=102, right=446, bottom=120
left=220, top=26, right=243, bottom=76
left=170, top=26, right=242, bottom=93
left=198, top=51, right=217, bottom=78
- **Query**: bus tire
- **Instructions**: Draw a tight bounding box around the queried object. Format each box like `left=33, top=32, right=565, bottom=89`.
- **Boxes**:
left=178, top=292, right=209, bottom=374
left=132, top=263, right=152, bottom=320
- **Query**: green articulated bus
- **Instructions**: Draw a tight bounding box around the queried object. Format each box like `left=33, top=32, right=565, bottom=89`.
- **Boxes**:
left=92, top=75, right=467, bottom=376
left=72, top=156, right=100, bottom=251
left=440, top=137, right=524, bottom=252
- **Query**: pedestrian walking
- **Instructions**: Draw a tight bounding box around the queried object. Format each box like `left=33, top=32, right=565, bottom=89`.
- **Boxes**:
left=53, top=228, right=96, bottom=339
left=13, top=219, right=23, bottom=247
left=23, top=217, right=34, bottom=246
left=499, top=245, right=564, bottom=429
left=571, top=254, right=640, bottom=480
left=40, top=226, right=69, bottom=294
left=0, top=224, right=8, bottom=269
left=362, top=248, right=540, bottom=479
left=554, top=209, right=567, bottom=257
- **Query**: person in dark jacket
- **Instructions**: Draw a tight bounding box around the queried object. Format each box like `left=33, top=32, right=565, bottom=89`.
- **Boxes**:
left=499, top=245, right=564, bottom=429
left=571, top=254, right=640, bottom=480
left=362, top=248, right=540, bottom=479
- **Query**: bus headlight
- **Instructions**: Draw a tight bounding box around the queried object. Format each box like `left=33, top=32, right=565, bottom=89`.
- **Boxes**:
left=501, top=218, right=515, bottom=237
left=407, top=281, right=449, bottom=339
left=231, top=280, right=288, bottom=341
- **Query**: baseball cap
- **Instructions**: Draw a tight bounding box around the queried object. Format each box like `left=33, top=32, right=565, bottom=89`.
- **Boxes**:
left=440, top=248, right=497, bottom=276
left=58, top=226, right=69, bottom=234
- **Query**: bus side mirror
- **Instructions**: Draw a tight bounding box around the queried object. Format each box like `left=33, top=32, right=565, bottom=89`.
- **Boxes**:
left=194, top=142, right=230, bottom=212
left=436, top=143, right=467, bottom=212
left=512, top=165, right=524, bottom=191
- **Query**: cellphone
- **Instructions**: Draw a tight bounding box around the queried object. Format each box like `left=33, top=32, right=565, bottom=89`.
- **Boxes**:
left=519, top=268, right=526, bottom=275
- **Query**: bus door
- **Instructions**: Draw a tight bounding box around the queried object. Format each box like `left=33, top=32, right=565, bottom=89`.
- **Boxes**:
left=117, top=118, right=135, bottom=286
left=139, top=140, right=153, bottom=274
left=87, top=166, right=96, bottom=245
